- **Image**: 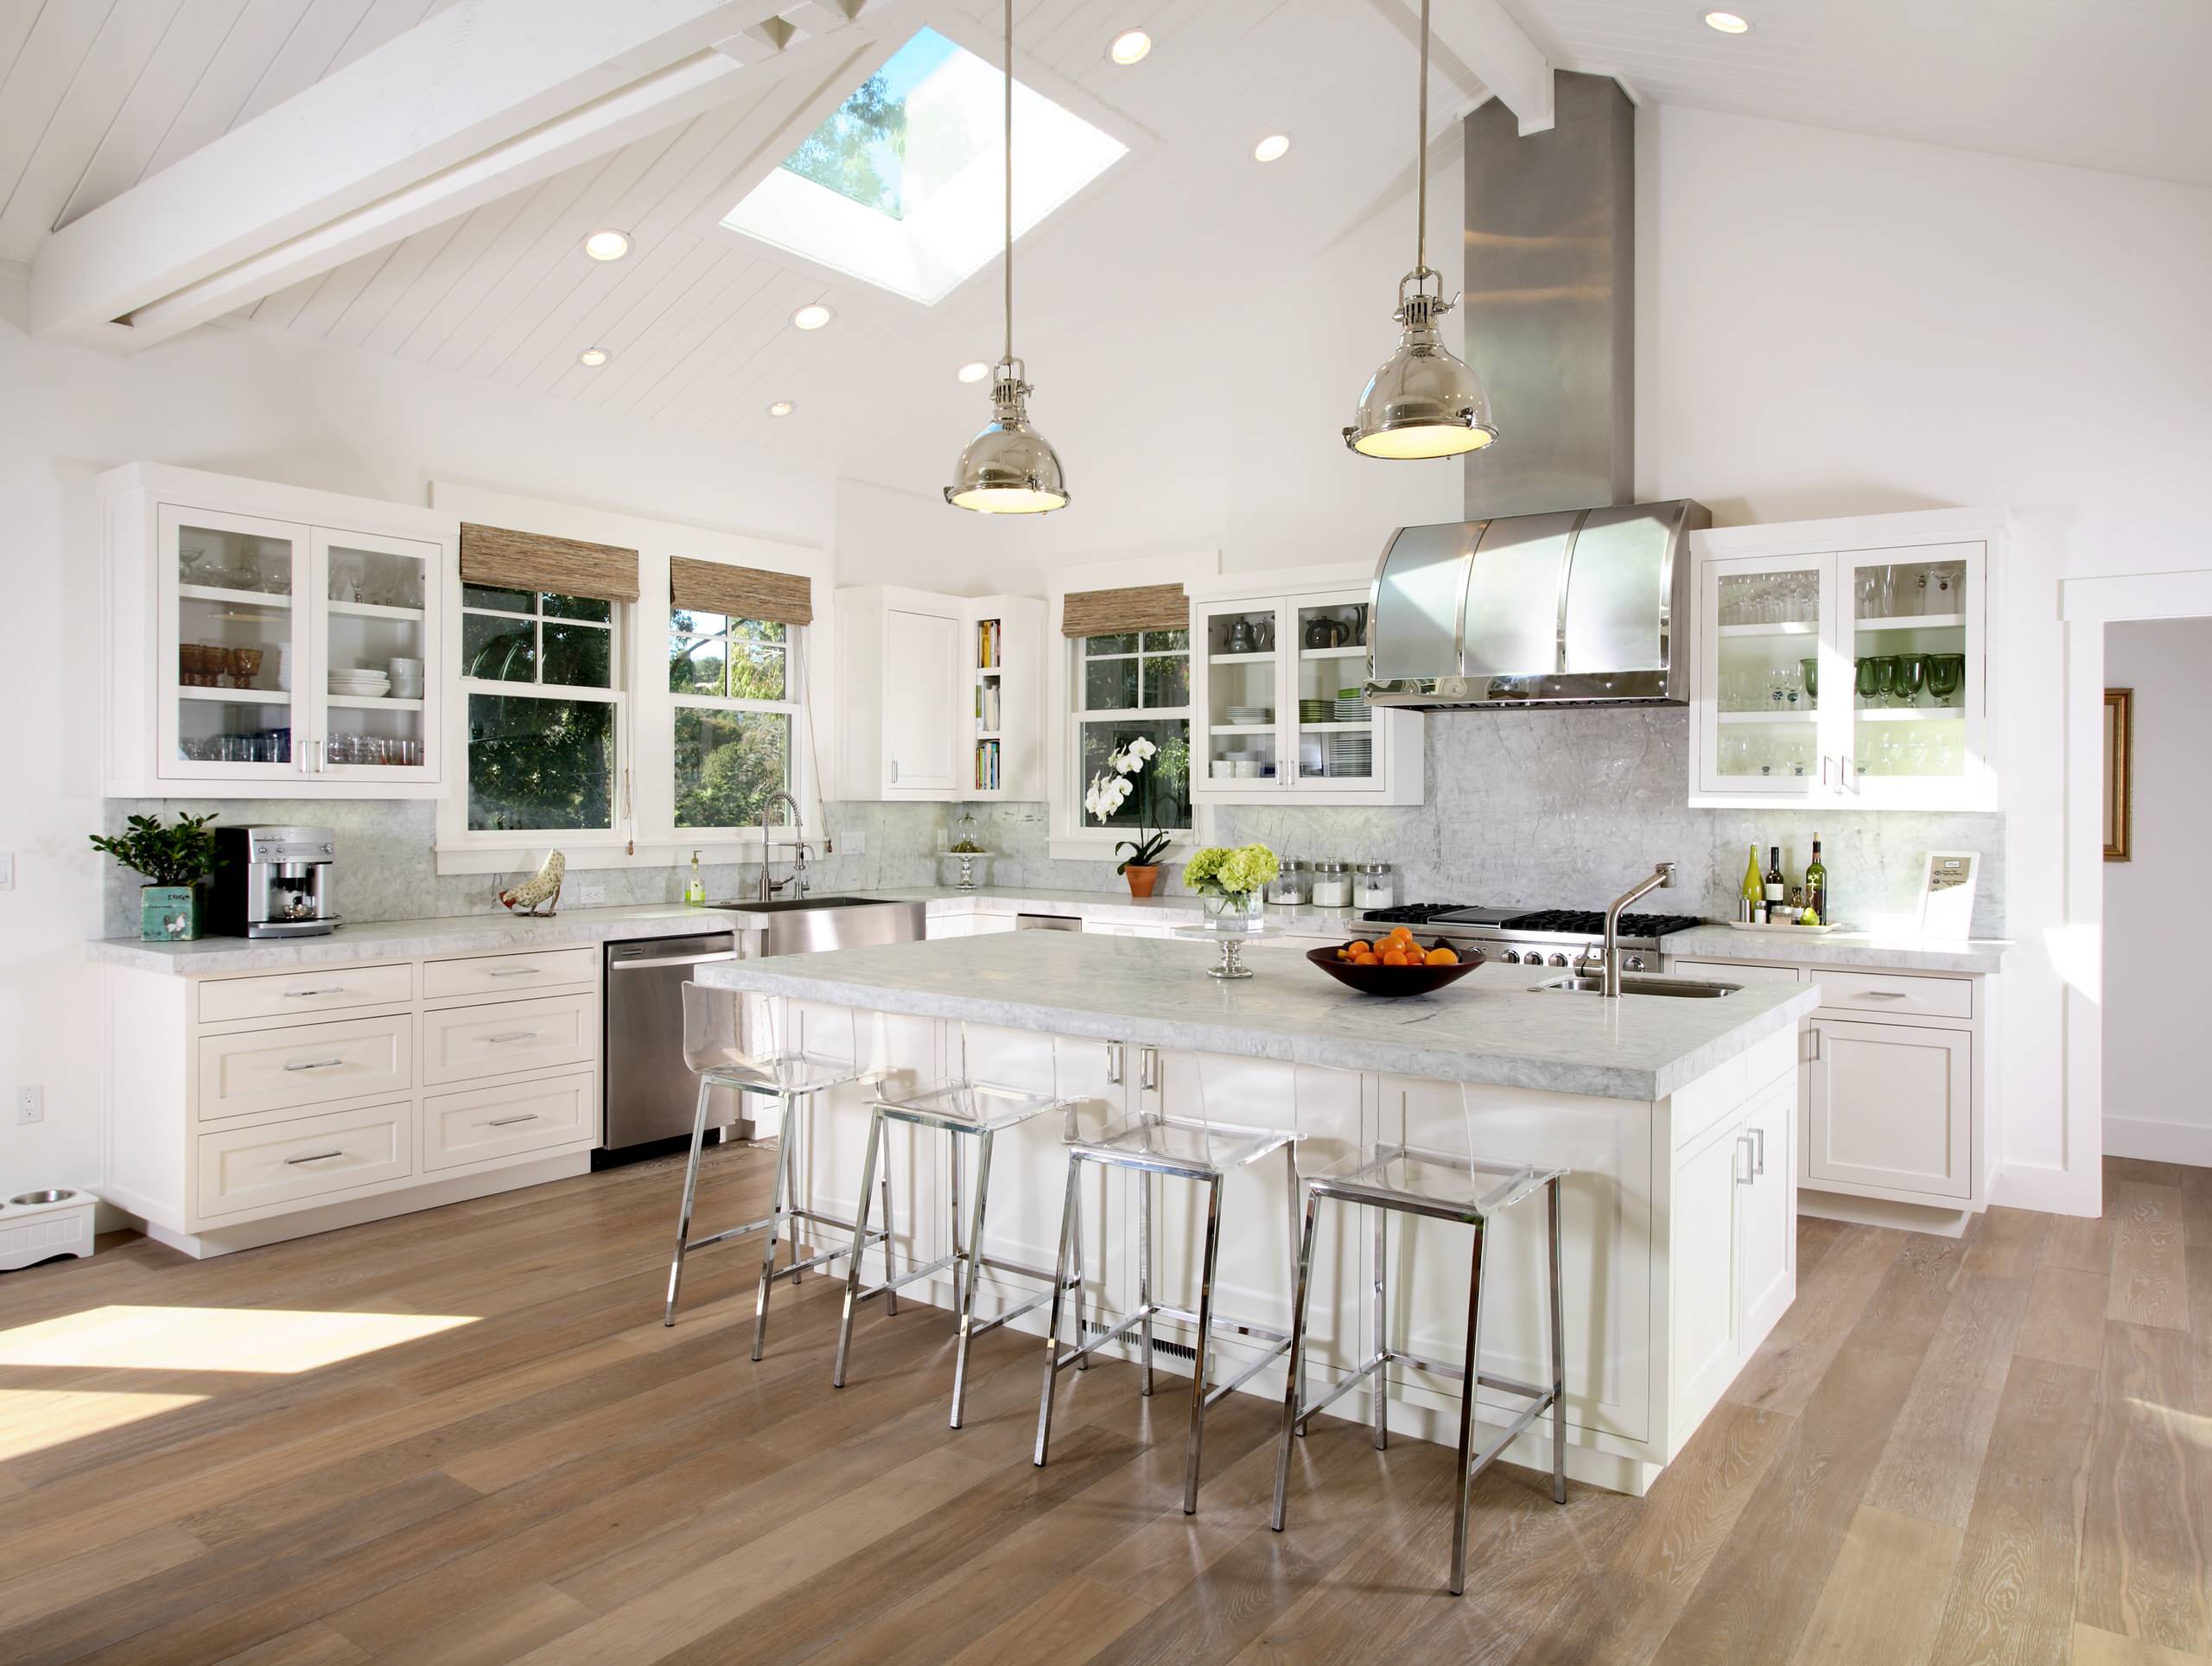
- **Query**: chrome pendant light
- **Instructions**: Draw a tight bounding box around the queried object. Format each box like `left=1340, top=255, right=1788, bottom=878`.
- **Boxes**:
left=1344, top=0, right=1496, bottom=459
left=945, top=0, right=1068, bottom=513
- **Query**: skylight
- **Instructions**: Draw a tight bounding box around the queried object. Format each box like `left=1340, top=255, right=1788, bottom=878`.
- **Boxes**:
left=721, top=27, right=1127, bottom=305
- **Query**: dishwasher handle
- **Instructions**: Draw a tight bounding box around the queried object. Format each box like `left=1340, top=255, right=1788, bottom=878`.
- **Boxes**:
left=609, top=948, right=737, bottom=971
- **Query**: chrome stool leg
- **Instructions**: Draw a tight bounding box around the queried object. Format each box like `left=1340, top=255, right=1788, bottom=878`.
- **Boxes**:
left=1069, top=1154, right=1088, bottom=1371
left=1372, top=1200, right=1389, bottom=1450
left=1034, top=1155, right=1084, bottom=1466
left=949, top=1129, right=996, bottom=1428
left=1548, top=1175, right=1567, bottom=1504
left=664, top=1077, right=714, bottom=1326
left=880, top=1141, right=899, bottom=1319
left=1181, top=1175, right=1224, bottom=1515
left=751, top=1091, right=797, bottom=1362
left=1285, top=1141, right=1306, bottom=1434
left=1270, top=1187, right=1321, bottom=1530
left=831, top=1108, right=883, bottom=1389
left=1448, top=1222, right=1490, bottom=1597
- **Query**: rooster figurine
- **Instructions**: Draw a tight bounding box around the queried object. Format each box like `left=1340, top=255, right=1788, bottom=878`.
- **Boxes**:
left=498, top=850, right=565, bottom=917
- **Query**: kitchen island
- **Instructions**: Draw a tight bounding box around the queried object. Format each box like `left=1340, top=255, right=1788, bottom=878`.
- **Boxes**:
left=696, top=931, right=1819, bottom=1494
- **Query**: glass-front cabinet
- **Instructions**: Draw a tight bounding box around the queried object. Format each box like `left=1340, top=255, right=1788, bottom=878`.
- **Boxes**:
left=1191, top=579, right=1423, bottom=805
left=1691, top=525, right=1994, bottom=811
left=106, top=465, right=449, bottom=798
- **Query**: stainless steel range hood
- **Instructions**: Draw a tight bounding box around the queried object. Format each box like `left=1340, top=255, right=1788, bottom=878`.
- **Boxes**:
left=1365, top=73, right=1708, bottom=710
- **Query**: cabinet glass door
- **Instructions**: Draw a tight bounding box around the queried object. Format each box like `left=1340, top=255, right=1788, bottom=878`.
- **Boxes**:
left=1288, top=593, right=1375, bottom=788
left=1199, top=601, right=1283, bottom=788
left=161, top=506, right=306, bottom=782
left=311, top=531, right=438, bottom=780
left=1698, top=554, right=1830, bottom=796
left=1840, top=542, right=1982, bottom=801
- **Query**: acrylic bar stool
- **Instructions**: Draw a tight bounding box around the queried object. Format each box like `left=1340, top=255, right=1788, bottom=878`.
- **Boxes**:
left=833, top=1025, right=1079, bottom=1428
left=664, top=983, right=895, bottom=1361
left=1268, top=1103, right=1568, bottom=1596
left=1034, top=1049, right=1300, bottom=1514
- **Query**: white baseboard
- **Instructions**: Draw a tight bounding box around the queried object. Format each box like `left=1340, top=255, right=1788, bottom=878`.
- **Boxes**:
left=2102, top=1116, right=2212, bottom=1168
left=1800, top=1188, right=1974, bottom=1237
left=1992, top=1162, right=2101, bottom=1217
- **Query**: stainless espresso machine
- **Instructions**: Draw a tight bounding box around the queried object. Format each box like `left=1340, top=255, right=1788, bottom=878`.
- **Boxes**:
left=212, top=825, right=340, bottom=938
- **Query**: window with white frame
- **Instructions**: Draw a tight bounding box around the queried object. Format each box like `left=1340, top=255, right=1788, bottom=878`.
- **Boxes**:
left=1071, top=628, right=1192, bottom=836
left=668, top=607, right=803, bottom=828
left=459, top=584, right=622, bottom=832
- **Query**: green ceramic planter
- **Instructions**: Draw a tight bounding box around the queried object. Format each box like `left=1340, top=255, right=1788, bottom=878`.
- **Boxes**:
left=140, top=884, right=201, bottom=942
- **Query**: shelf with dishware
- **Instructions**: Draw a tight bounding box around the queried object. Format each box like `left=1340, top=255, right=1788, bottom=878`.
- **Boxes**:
left=1188, top=565, right=1421, bottom=805
left=1688, top=506, right=2002, bottom=812
left=100, top=463, right=452, bottom=798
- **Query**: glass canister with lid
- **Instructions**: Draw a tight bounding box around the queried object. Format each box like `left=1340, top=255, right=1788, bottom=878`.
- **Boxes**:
left=1310, top=861, right=1352, bottom=910
left=1265, top=859, right=1311, bottom=906
left=1352, top=862, right=1396, bottom=912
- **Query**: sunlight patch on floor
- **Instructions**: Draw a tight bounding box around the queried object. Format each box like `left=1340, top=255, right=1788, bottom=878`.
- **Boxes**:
left=0, top=1389, right=209, bottom=1459
left=0, top=1305, right=477, bottom=1373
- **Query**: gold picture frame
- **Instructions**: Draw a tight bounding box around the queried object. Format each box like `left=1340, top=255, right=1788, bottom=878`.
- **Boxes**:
left=2104, top=688, right=2133, bottom=862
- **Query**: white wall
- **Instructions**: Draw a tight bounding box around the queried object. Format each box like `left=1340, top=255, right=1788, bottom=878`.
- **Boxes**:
left=0, top=303, right=842, bottom=1205
left=2101, top=619, right=2212, bottom=1165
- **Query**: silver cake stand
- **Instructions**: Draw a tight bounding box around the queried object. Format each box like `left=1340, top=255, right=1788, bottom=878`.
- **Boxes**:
left=1172, top=917, right=1288, bottom=979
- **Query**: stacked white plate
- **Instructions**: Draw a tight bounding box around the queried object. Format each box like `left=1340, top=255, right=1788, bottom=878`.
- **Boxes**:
left=328, top=670, right=391, bottom=701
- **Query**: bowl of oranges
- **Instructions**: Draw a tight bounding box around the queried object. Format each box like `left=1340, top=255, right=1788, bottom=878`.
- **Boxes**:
left=1306, top=926, right=1481, bottom=996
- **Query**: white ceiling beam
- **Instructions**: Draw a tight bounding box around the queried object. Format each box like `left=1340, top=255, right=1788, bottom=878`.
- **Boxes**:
left=1395, top=0, right=1554, bottom=136
left=29, top=0, right=912, bottom=350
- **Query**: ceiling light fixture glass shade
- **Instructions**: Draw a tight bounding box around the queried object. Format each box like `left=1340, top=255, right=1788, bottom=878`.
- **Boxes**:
left=1344, top=0, right=1497, bottom=461
left=582, top=229, right=630, bottom=260
left=946, top=359, right=1068, bottom=512
left=947, top=0, right=1069, bottom=514
left=1109, top=29, right=1151, bottom=65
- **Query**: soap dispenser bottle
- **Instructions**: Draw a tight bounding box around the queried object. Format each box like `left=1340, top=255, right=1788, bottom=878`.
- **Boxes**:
left=683, top=850, right=705, bottom=907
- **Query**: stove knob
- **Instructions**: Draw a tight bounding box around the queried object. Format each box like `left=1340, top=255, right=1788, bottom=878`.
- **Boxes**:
left=1548, top=952, right=1569, bottom=968
left=1499, top=949, right=1520, bottom=964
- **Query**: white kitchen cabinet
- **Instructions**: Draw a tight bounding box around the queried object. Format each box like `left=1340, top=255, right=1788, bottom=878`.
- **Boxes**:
left=1805, top=1017, right=1973, bottom=1200
left=1737, top=1081, right=1796, bottom=1341
left=1187, top=568, right=1423, bottom=806
left=837, top=587, right=1044, bottom=801
left=100, top=464, right=452, bottom=798
left=1688, top=507, right=2002, bottom=812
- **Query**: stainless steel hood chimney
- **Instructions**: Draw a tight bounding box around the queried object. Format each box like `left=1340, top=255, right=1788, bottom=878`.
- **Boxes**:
left=1365, top=73, right=1709, bottom=710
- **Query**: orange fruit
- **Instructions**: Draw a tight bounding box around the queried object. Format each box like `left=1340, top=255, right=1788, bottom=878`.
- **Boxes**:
left=1381, top=949, right=1410, bottom=967
left=1425, top=946, right=1459, bottom=966
left=1346, top=940, right=1371, bottom=957
left=1388, top=925, right=1415, bottom=944
left=1353, top=951, right=1381, bottom=965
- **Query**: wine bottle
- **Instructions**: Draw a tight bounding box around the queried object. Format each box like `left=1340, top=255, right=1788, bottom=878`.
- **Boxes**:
left=1764, top=846, right=1785, bottom=923
left=1739, top=844, right=1763, bottom=923
left=1804, top=834, right=1828, bottom=924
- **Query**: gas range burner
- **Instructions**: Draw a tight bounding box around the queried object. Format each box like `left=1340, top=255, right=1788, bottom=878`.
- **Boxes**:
left=1357, top=903, right=1492, bottom=926
left=1493, top=908, right=1711, bottom=940
left=1354, top=901, right=1712, bottom=955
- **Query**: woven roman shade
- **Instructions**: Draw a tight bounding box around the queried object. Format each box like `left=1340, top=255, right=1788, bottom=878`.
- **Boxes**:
left=1060, top=582, right=1188, bottom=638
left=669, top=556, right=814, bottom=626
left=459, top=523, right=640, bottom=604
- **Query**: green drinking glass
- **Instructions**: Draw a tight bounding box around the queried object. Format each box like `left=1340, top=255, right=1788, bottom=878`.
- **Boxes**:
left=1899, top=652, right=1929, bottom=708
left=1926, top=652, right=1965, bottom=707
left=1800, top=658, right=1819, bottom=701
left=1855, top=655, right=1881, bottom=706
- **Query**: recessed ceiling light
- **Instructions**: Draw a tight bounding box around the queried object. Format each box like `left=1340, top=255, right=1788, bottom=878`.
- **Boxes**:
left=582, top=229, right=631, bottom=261
left=1109, top=29, right=1151, bottom=65
left=957, top=360, right=991, bottom=384
left=791, top=302, right=833, bottom=331
left=577, top=347, right=609, bottom=367
left=1702, top=10, right=1751, bottom=33
left=766, top=399, right=795, bottom=417
left=1253, top=134, right=1292, bottom=163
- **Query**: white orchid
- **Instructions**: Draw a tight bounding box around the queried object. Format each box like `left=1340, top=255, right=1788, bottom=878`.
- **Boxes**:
left=1084, top=770, right=1135, bottom=822
left=1123, top=735, right=1158, bottom=766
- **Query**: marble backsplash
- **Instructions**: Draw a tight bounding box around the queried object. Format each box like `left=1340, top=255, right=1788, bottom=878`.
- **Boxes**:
left=104, top=707, right=2005, bottom=938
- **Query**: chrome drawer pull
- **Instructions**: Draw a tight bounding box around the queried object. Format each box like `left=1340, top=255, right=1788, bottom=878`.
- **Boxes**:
left=1750, top=1126, right=1766, bottom=1175
left=283, top=986, right=349, bottom=998
left=487, top=1114, right=539, bottom=1127
left=1857, top=990, right=1908, bottom=1001
left=283, top=1057, right=346, bottom=1072
left=486, top=968, right=542, bottom=978
left=284, top=1149, right=345, bottom=1165
left=486, top=1031, right=538, bottom=1044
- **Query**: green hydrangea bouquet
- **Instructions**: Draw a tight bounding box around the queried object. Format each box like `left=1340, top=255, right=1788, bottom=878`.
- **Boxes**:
left=1181, top=843, right=1280, bottom=923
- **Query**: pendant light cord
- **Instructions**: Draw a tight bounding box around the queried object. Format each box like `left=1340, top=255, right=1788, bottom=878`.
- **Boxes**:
left=1002, top=0, right=1014, bottom=365
left=1415, top=0, right=1429, bottom=276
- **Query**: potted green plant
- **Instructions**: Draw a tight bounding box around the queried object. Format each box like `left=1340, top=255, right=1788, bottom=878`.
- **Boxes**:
left=1085, top=734, right=1184, bottom=897
left=90, top=812, right=221, bottom=941
left=1182, top=843, right=1281, bottom=927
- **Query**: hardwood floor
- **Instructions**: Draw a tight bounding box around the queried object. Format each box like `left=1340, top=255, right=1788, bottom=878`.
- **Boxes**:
left=0, top=1150, right=2205, bottom=1664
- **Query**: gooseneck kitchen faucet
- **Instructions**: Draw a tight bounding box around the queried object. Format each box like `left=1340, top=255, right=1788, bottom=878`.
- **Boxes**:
left=758, top=791, right=805, bottom=902
left=1602, top=863, right=1677, bottom=997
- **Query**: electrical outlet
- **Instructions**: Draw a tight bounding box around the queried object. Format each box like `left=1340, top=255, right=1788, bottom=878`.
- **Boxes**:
left=575, top=882, right=607, bottom=906
left=16, top=1086, right=43, bottom=1125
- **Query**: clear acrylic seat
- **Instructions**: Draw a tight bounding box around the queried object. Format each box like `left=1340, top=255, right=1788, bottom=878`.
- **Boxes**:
left=664, top=983, right=894, bottom=1362
left=835, top=1025, right=1077, bottom=1428
left=1270, top=1083, right=1571, bottom=1596
left=1035, top=1051, right=1301, bottom=1515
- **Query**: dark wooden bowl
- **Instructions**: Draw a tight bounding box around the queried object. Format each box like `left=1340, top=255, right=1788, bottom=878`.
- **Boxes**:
left=1306, top=943, right=1483, bottom=997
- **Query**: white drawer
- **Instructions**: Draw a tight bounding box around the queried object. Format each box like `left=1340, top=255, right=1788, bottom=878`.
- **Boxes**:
left=1812, top=969, right=1973, bottom=1021
left=198, top=963, right=414, bottom=1024
left=196, top=1014, right=412, bottom=1122
left=197, top=1102, right=413, bottom=1218
left=423, top=1072, right=595, bottom=1171
left=1671, top=958, right=1803, bottom=985
left=423, top=947, right=598, bottom=1002
left=421, top=993, right=595, bottom=1085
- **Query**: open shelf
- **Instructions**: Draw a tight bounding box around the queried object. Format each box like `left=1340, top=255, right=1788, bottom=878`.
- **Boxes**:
left=179, top=583, right=290, bottom=609
left=1717, top=620, right=1815, bottom=639
left=1853, top=612, right=1964, bottom=633
left=326, top=599, right=425, bottom=621
left=1717, top=710, right=1818, bottom=725
left=326, top=694, right=425, bottom=711
left=1299, top=645, right=1366, bottom=661
left=1853, top=706, right=1965, bottom=722
left=177, top=685, right=287, bottom=705
left=1209, top=650, right=1276, bottom=665
left=1298, top=720, right=1373, bottom=732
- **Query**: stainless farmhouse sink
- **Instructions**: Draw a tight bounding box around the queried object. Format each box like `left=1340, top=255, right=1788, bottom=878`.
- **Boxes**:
left=710, top=895, right=926, bottom=957
left=1534, top=975, right=1742, bottom=999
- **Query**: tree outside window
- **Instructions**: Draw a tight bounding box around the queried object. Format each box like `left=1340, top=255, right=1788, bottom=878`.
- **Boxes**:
left=670, top=610, right=801, bottom=828
left=461, top=587, right=619, bottom=831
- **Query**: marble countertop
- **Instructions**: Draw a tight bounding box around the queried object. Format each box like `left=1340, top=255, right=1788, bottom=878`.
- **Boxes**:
left=1658, top=926, right=2010, bottom=975
left=695, top=931, right=1821, bottom=1102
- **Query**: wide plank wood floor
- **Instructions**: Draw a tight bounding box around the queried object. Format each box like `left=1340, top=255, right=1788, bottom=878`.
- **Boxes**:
left=0, top=1150, right=2205, bottom=1664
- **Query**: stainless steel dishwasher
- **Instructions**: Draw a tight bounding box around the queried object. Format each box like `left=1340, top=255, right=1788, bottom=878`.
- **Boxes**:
left=599, top=931, right=738, bottom=1166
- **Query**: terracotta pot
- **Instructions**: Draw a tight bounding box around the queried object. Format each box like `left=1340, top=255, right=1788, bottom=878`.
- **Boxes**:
left=1124, top=864, right=1160, bottom=899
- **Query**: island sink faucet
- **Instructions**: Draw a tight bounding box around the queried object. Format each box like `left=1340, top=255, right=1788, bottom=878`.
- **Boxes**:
left=1602, top=862, right=1677, bottom=997
left=759, top=791, right=807, bottom=902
